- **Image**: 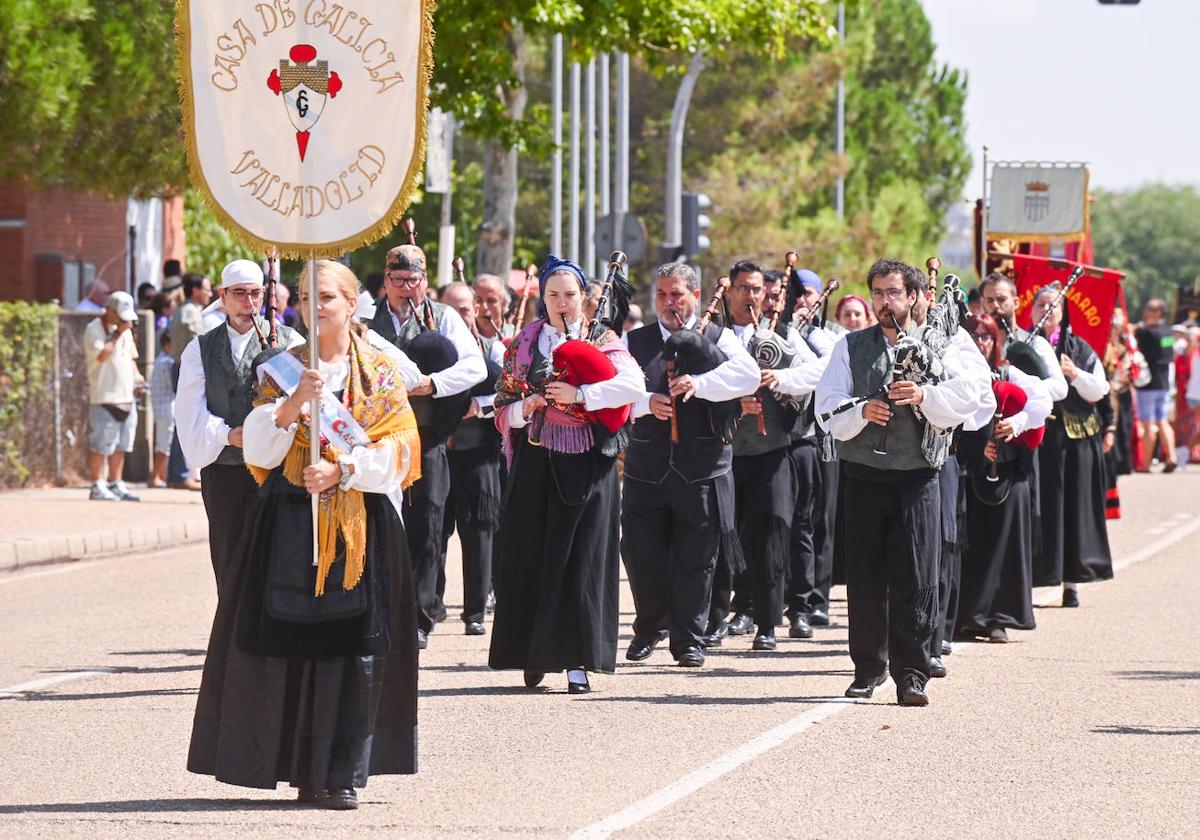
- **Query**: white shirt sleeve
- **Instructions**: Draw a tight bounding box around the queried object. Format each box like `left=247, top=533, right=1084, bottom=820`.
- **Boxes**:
left=804, top=325, right=839, bottom=357
left=242, top=399, right=297, bottom=469
left=920, top=337, right=996, bottom=432
left=473, top=340, right=506, bottom=414
left=772, top=327, right=830, bottom=397
left=1071, top=357, right=1111, bottom=404
left=366, top=328, right=422, bottom=390
left=689, top=327, right=762, bottom=402
left=174, top=337, right=233, bottom=472
left=1005, top=366, right=1052, bottom=436
left=430, top=307, right=486, bottom=398
left=337, top=441, right=404, bottom=494
left=950, top=328, right=998, bottom=432
left=578, top=353, right=646, bottom=410
left=1031, top=335, right=1069, bottom=401
left=815, top=338, right=869, bottom=441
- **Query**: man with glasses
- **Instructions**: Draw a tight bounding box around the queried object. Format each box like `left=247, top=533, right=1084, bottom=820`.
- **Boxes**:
left=176, top=260, right=302, bottom=587
left=369, top=243, right=486, bottom=649
left=816, top=259, right=993, bottom=706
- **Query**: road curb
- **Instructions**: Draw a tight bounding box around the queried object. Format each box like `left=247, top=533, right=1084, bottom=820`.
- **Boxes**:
left=0, top=518, right=208, bottom=573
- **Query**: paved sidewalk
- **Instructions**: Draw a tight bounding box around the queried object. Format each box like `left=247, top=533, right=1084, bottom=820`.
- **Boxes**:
left=0, top=486, right=207, bottom=572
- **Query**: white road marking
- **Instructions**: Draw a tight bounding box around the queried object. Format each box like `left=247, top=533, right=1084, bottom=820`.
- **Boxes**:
left=0, top=669, right=114, bottom=699
left=571, top=514, right=1200, bottom=840
left=0, top=562, right=91, bottom=586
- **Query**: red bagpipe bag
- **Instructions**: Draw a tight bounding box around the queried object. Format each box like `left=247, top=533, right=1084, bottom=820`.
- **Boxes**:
left=993, top=378, right=1044, bottom=450
left=551, top=338, right=631, bottom=433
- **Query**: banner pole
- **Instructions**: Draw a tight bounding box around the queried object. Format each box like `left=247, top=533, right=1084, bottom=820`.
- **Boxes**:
left=308, top=254, right=320, bottom=568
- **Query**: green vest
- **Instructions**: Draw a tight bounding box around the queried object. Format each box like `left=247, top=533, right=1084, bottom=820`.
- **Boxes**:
left=198, top=320, right=293, bottom=466
left=836, top=325, right=935, bottom=472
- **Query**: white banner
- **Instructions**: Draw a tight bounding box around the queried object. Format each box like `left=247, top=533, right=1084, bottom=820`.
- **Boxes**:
left=988, top=164, right=1089, bottom=241
left=178, top=1, right=433, bottom=256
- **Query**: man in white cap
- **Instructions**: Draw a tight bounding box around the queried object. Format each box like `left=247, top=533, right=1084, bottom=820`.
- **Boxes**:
left=176, top=259, right=302, bottom=586
left=83, top=291, right=145, bottom=501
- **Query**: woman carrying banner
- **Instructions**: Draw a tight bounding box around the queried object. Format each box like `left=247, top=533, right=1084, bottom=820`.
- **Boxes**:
left=188, top=260, right=422, bottom=810
left=488, top=256, right=643, bottom=694
left=955, top=314, right=1051, bottom=643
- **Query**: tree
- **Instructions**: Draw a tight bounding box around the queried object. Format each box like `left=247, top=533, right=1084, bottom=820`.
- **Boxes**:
left=1092, top=184, right=1200, bottom=312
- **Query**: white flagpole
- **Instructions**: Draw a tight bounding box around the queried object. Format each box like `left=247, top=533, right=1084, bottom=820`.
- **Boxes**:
left=307, top=255, right=320, bottom=568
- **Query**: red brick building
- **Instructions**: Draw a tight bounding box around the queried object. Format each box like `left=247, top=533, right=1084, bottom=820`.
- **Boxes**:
left=0, top=181, right=184, bottom=304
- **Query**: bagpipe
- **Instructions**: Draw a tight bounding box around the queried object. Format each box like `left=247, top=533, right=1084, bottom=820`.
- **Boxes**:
left=398, top=219, right=473, bottom=444
left=1033, top=264, right=1085, bottom=360
left=660, top=275, right=739, bottom=444
left=973, top=373, right=1044, bottom=505
left=744, top=252, right=806, bottom=435
left=997, top=264, right=1084, bottom=377
left=453, top=255, right=503, bottom=402
left=528, top=251, right=634, bottom=444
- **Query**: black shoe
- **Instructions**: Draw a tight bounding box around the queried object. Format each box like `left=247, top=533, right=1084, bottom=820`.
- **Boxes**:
left=701, top=621, right=729, bottom=648
left=954, top=626, right=981, bottom=642
left=940, top=640, right=952, bottom=656
left=752, top=631, right=777, bottom=651
left=417, top=628, right=428, bottom=650
left=808, top=609, right=831, bottom=627
left=727, top=613, right=754, bottom=636
left=625, top=629, right=669, bottom=662
left=788, top=614, right=813, bottom=639
left=1062, top=588, right=1080, bottom=608
left=988, top=627, right=1009, bottom=644
left=677, top=647, right=705, bottom=668
left=465, top=621, right=486, bottom=636
left=325, top=788, right=358, bottom=810
left=845, top=673, right=887, bottom=699
left=897, top=675, right=929, bottom=707
left=297, top=788, right=329, bottom=805
left=523, top=670, right=545, bottom=688
left=566, top=669, right=591, bottom=694
left=929, top=657, right=947, bottom=678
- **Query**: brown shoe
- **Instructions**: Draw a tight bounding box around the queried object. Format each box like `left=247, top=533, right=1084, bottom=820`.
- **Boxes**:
left=168, top=480, right=202, bottom=491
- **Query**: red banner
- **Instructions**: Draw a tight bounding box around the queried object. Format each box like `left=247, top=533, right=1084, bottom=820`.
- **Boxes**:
left=1011, top=254, right=1123, bottom=357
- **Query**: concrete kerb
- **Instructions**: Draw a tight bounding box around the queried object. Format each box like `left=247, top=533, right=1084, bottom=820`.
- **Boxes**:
left=0, top=520, right=208, bottom=573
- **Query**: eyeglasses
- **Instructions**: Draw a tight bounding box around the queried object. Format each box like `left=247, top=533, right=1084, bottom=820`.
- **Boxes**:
left=972, top=333, right=994, bottom=344
left=731, top=285, right=764, bottom=296
left=869, top=288, right=907, bottom=301
left=386, top=272, right=425, bottom=287
left=225, top=288, right=263, bottom=302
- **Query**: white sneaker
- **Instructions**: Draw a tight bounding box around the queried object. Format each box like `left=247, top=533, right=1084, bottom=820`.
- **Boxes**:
left=89, top=482, right=119, bottom=501
left=108, top=481, right=140, bottom=502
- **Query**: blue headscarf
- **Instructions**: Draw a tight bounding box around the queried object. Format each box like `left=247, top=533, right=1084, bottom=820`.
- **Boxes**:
left=536, top=255, right=587, bottom=319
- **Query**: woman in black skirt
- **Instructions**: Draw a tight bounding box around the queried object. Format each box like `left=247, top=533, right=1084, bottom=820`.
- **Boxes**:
left=188, top=260, right=422, bottom=809
left=488, top=256, right=642, bottom=694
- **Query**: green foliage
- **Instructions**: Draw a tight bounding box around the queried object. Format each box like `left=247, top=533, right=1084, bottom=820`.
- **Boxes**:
left=0, top=303, right=58, bottom=487
left=0, top=0, right=185, bottom=198
left=1092, top=184, right=1200, bottom=312
left=183, top=189, right=254, bottom=281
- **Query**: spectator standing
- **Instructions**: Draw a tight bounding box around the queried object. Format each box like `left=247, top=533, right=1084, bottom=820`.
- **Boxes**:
left=148, top=332, right=176, bottom=487
left=74, top=279, right=111, bottom=314
left=84, top=292, right=144, bottom=501
left=1133, top=298, right=1177, bottom=472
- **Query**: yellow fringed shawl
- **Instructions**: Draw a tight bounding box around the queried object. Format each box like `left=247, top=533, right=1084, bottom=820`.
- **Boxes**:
left=248, top=334, right=422, bottom=597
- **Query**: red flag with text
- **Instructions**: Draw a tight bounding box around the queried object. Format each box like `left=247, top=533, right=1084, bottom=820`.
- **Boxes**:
left=1011, top=254, right=1123, bottom=357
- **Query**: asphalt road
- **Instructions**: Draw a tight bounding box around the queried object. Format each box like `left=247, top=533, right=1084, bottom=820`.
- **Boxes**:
left=1, top=471, right=1197, bottom=839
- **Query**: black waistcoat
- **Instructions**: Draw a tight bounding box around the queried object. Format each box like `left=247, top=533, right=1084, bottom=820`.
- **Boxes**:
left=624, top=322, right=732, bottom=485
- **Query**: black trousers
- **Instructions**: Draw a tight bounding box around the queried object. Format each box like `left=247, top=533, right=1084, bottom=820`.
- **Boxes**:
left=199, top=463, right=259, bottom=590
left=785, top=439, right=824, bottom=617
left=444, top=446, right=502, bottom=624
left=621, top=473, right=721, bottom=657
left=726, top=448, right=796, bottom=632
left=843, top=467, right=940, bottom=687
left=404, top=440, right=450, bottom=634
left=818, top=458, right=842, bottom=588
left=932, top=457, right=963, bottom=655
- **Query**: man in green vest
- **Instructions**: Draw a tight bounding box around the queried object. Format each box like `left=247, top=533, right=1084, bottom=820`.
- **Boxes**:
left=176, top=259, right=301, bottom=587
left=815, top=259, right=993, bottom=707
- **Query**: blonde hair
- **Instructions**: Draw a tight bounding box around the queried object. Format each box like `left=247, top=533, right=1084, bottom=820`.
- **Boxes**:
left=298, top=259, right=366, bottom=336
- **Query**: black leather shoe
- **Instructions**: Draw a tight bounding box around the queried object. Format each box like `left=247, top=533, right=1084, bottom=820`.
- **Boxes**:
left=929, top=657, right=947, bottom=678
left=727, top=613, right=754, bottom=636
left=625, top=629, right=669, bottom=662
left=677, top=647, right=705, bottom=668
left=523, top=670, right=545, bottom=688
left=988, top=627, right=1009, bottom=644
left=297, top=788, right=329, bottom=804
left=567, top=669, right=591, bottom=694
left=325, top=788, right=358, bottom=810
left=788, top=614, right=813, bottom=639
left=897, top=675, right=929, bottom=707
left=465, top=621, right=486, bottom=636
left=845, top=673, right=887, bottom=699
left=417, top=629, right=428, bottom=650
left=1062, top=587, right=1080, bottom=608
left=752, top=631, right=777, bottom=651
left=701, top=621, right=729, bottom=648
left=940, top=641, right=952, bottom=656
left=808, top=609, right=831, bottom=627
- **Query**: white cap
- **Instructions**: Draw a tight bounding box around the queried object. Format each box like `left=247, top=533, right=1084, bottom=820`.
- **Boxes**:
left=221, top=259, right=264, bottom=289
left=106, top=291, right=138, bottom=322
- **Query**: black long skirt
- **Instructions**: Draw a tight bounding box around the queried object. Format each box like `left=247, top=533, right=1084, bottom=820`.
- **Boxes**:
left=1035, top=420, right=1114, bottom=586
left=188, top=482, right=419, bottom=790
left=489, top=436, right=621, bottom=674
left=958, top=467, right=1036, bottom=632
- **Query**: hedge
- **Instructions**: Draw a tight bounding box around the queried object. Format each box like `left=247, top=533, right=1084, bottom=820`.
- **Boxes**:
left=0, top=303, right=59, bottom=487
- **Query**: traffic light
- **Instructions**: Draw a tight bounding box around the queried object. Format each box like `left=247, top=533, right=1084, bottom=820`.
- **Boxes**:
left=681, top=192, right=712, bottom=258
